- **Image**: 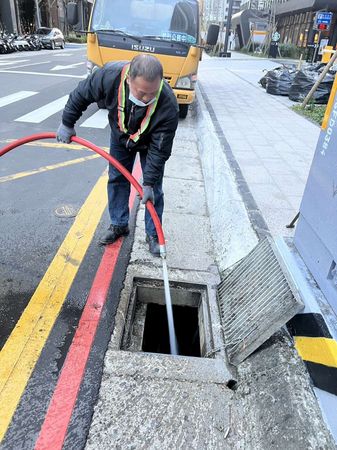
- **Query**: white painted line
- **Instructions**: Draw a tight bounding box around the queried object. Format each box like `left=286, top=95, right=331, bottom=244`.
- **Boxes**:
left=51, top=62, right=84, bottom=71
left=15, top=95, right=69, bottom=123
left=80, top=109, right=109, bottom=129
left=0, top=60, right=29, bottom=66
left=53, top=53, right=74, bottom=57
left=0, top=69, right=86, bottom=79
left=3, top=61, right=51, bottom=70
left=0, top=91, right=38, bottom=108
left=0, top=54, right=33, bottom=59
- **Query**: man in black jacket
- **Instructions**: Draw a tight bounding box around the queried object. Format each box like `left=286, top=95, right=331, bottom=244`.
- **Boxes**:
left=56, top=55, right=179, bottom=256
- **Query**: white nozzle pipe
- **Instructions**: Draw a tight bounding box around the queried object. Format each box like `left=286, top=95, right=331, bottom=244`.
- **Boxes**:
left=161, top=254, right=178, bottom=355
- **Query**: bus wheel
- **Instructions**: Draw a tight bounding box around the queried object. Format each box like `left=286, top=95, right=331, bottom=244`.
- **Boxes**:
left=179, top=104, right=188, bottom=119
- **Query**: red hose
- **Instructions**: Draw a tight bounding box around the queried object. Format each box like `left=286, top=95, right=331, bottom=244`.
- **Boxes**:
left=0, top=133, right=165, bottom=246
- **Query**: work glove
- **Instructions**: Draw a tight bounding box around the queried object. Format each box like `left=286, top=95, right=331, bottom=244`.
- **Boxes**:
left=141, top=185, right=155, bottom=205
left=56, top=123, right=76, bottom=144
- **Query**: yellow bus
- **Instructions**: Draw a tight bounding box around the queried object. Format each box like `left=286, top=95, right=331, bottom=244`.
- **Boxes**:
left=67, top=0, right=211, bottom=118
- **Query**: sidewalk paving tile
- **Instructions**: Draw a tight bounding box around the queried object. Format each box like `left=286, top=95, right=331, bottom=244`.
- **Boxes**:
left=239, top=164, right=274, bottom=184
left=198, top=54, right=320, bottom=237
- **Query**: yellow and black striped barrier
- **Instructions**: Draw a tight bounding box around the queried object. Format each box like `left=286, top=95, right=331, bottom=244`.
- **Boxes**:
left=288, top=313, right=337, bottom=395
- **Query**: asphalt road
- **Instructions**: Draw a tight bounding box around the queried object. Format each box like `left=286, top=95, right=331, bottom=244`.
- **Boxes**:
left=0, top=44, right=126, bottom=447
left=0, top=45, right=109, bottom=342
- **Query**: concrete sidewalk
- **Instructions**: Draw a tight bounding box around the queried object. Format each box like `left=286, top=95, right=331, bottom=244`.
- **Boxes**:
left=197, top=52, right=337, bottom=445
left=198, top=52, right=320, bottom=238
left=84, top=60, right=334, bottom=448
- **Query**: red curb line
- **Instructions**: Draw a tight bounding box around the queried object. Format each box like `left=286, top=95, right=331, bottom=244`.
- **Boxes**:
left=34, top=163, right=142, bottom=450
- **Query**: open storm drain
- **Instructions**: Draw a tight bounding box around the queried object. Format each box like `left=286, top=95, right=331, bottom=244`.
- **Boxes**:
left=121, top=279, right=213, bottom=358
left=143, top=303, right=200, bottom=357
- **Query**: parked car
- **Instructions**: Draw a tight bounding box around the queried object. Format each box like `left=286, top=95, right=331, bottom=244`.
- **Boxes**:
left=36, top=27, right=65, bottom=50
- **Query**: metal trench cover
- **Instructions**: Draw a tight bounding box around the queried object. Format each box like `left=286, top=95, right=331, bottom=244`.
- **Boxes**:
left=218, top=238, right=304, bottom=366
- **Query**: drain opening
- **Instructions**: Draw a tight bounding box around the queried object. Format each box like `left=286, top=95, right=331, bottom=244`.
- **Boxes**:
left=122, top=279, right=213, bottom=358
left=142, top=303, right=201, bottom=357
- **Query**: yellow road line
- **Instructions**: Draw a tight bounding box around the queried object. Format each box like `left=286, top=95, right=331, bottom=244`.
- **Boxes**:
left=0, top=154, right=101, bottom=183
left=0, top=171, right=108, bottom=442
left=0, top=139, right=109, bottom=152
left=295, top=336, right=337, bottom=368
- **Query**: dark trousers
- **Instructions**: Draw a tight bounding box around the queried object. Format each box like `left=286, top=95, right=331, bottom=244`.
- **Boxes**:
left=108, top=135, right=164, bottom=237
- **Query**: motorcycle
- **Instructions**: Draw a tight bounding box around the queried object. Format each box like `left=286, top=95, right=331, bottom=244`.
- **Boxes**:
left=0, top=31, right=42, bottom=53
left=26, top=34, right=42, bottom=51
left=12, top=34, right=30, bottom=51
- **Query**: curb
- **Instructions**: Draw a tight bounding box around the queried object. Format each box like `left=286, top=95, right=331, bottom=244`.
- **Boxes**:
left=197, top=82, right=270, bottom=242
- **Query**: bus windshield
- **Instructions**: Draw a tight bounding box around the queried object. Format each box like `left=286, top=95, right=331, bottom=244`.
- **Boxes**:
left=90, top=0, right=198, bottom=44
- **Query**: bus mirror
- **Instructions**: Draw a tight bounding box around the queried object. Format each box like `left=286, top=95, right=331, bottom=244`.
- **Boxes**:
left=67, top=2, right=79, bottom=26
left=206, top=24, right=220, bottom=46
left=190, top=46, right=198, bottom=57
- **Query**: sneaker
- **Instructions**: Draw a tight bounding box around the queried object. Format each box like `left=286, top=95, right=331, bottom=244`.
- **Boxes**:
left=99, top=225, right=129, bottom=245
left=146, top=235, right=160, bottom=257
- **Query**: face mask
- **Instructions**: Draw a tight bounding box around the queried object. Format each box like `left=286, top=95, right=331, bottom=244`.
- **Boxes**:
left=129, top=92, right=156, bottom=107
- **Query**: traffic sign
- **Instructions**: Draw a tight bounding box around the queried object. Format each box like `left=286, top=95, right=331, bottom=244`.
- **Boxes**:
left=314, top=12, right=333, bottom=31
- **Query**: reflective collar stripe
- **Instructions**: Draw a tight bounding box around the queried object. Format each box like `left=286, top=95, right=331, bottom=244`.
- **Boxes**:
left=117, top=64, right=129, bottom=134
left=117, top=64, right=163, bottom=143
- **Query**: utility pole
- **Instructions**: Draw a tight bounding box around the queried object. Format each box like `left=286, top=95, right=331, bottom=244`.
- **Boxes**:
left=35, top=0, right=41, bottom=28
left=223, top=0, right=234, bottom=56
left=14, top=0, right=22, bottom=34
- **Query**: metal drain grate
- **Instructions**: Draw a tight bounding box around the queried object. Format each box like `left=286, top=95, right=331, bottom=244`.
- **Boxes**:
left=54, top=204, right=78, bottom=218
left=217, top=238, right=304, bottom=366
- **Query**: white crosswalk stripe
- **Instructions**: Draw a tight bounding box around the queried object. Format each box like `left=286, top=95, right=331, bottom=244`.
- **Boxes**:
left=80, top=109, right=109, bottom=129
left=0, top=91, right=38, bottom=108
left=15, top=95, right=69, bottom=123
left=0, top=90, right=110, bottom=129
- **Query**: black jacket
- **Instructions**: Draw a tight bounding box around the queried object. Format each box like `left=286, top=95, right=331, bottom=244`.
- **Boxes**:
left=62, top=62, right=179, bottom=186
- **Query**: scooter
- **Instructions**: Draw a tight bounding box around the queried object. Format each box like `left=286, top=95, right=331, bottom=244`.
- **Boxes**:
left=12, top=34, right=30, bottom=51
left=3, top=33, right=16, bottom=53
left=0, top=37, right=6, bottom=54
left=26, top=34, right=42, bottom=51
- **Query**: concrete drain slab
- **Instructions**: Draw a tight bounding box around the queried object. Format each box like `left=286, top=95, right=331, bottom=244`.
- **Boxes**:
left=86, top=379, right=232, bottom=450
left=218, top=237, right=304, bottom=365
left=104, top=350, right=230, bottom=385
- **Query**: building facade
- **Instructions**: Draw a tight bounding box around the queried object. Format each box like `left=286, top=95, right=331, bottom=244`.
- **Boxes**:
left=275, top=0, right=337, bottom=48
left=204, top=0, right=242, bottom=29
left=0, top=0, right=20, bottom=33
left=0, top=0, right=90, bottom=34
left=240, top=0, right=272, bottom=11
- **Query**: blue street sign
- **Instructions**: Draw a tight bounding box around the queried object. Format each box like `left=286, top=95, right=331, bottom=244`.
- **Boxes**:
left=316, top=12, right=333, bottom=26
left=314, top=12, right=333, bottom=31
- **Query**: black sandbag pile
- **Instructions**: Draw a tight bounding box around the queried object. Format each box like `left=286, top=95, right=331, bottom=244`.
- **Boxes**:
left=259, top=64, right=297, bottom=95
left=266, top=65, right=297, bottom=95
left=259, top=70, right=269, bottom=88
left=289, top=64, right=335, bottom=104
